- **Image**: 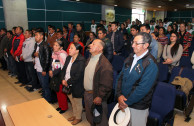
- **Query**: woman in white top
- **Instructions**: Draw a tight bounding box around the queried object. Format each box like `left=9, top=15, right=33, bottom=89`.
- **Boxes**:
left=163, top=32, right=183, bottom=67
left=61, top=43, right=85, bottom=125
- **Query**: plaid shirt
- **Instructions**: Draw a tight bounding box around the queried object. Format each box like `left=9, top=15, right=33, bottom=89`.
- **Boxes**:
left=179, top=31, right=192, bottom=56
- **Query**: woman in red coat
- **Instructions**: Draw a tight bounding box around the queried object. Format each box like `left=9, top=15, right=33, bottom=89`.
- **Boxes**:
left=67, top=34, right=85, bottom=56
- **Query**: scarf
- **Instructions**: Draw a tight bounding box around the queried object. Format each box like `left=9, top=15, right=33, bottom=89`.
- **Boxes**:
left=52, top=50, right=68, bottom=66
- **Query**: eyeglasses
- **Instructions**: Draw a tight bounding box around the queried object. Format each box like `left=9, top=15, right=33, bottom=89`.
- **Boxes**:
left=131, top=41, right=145, bottom=45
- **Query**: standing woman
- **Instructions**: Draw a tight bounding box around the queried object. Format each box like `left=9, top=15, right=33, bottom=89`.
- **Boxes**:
left=66, top=34, right=85, bottom=56
left=158, top=27, right=169, bottom=47
left=162, top=32, right=183, bottom=69
left=61, top=43, right=85, bottom=125
left=49, top=40, right=68, bottom=114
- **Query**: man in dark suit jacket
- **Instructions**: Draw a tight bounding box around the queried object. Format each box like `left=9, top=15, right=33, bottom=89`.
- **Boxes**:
left=56, top=31, right=70, bottom=51
left=107, top=22, right=124, bottom=55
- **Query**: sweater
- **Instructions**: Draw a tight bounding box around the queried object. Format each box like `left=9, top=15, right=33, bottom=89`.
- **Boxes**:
left=21, top=37, right=36, bottom=62
left=162, top=44, right=183, bottom=66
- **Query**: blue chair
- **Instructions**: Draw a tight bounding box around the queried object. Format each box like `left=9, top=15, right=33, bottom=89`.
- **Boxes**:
left=147, top=82, right=176, bottom=126
left=169, top=67, right=194, bottom=112
left=179, top=56, right=192, bottom=68
left=158, top=63, right=169, bottom=82
left=111, top=55, right=125, bottom=72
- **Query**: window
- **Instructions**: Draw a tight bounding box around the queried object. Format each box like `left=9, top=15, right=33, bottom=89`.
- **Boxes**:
left=132, top=9, right=145, bottom=23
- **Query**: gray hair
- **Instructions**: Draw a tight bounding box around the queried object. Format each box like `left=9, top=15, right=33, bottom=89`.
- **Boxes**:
left=136, top=32, right=152, bottom=46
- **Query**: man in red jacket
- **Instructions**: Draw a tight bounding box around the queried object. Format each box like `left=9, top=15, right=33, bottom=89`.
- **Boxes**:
left=10, top=26, right=28, bottom=86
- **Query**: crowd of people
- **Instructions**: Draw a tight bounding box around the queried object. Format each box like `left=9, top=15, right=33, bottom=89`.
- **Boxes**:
left=0, top=17, right=194, bottom=126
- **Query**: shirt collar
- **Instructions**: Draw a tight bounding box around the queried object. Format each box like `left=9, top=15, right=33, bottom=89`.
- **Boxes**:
left=133, top=50, right=148, bottom=60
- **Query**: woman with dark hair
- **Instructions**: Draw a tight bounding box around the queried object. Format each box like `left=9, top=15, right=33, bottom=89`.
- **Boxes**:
left=61, top=43, right=85, bottom=125
left=119, top=23, right=127, bottom=34
left=173, top=23, right=178, bottom=32
left=162, top=32, right=183, bottom=67
left=86, top=32, right=96, bottom=46
left=158, top=27, right=169, bottom=46
left=66, top=34, right=85, bottom=56
left=166, top=25, right=173, bottom=40
left=62, top=26, right=68, bottom=39
left=49, top=40, right=68, bottom=114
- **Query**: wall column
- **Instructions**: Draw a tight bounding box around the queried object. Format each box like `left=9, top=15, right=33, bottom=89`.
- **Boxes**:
left=2, top=0, right=28, bottom=30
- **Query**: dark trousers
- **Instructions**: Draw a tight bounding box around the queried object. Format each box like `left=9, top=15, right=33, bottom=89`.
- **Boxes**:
left=25, top=62, right=39, bottom=88
left=84, top=92, right=108, bottom=126
left=0, top=56, right=7, bottom=69
left=9, top=56, right=17, bottom=75
left=37, top=72, right=51, bottom=102
left=16, top=61, right=28, bottom=84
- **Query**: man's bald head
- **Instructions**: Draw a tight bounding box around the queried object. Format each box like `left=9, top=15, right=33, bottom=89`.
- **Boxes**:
left=89, top=39, right=105, bottom=55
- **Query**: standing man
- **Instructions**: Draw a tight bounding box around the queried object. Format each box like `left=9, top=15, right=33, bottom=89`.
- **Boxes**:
left=33, top=29, right=51, bottom=102
left=117, top=32, right=158, bottom=126
left=98, top=28, right=113, bottom=62
left=107, top=22, right=124, bottom=55
left=56, top=31, right=70, bottom=51
left=84, top=39, right=113, bottom=126
left=76, top=23, right=87, bottom=45
left=91, top=19, right=97, bottom=34
left=178, top=22, right=192, bottom=67
left=140, top=24, right=158, bottom=59
left=20, top=30, right=38, bottom=91
left=67, top=22, right=75, bottom=42
left=10, top=26, right=28, bottom=85
left=0, top=28, right=7, bottom=70
left=47, top=25, right=57, bottom=48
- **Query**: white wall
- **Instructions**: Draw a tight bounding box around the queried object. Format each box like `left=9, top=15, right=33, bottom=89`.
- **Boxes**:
left=2, top=0, right=28, bottom=30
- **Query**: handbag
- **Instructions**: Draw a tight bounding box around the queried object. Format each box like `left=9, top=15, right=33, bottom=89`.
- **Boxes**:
left=62, top=85, right=72, bottom=95
left=49, top=76, right=61, bottom=92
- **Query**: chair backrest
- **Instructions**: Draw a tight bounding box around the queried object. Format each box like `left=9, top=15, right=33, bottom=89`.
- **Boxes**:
left=169, top=66, right=194, bottom=84
left=150, top=82, right=176, bottom=119
left=111, top=55, right=125, bottom=72
left=158, top=62, right=169, bottom=82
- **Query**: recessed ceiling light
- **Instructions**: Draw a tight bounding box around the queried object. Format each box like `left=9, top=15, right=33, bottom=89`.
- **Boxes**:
left=169, top=0, right=173, bottom=1
left=174, top=9, right=177, bottom=11
left=158, top=6, right=161, bottom=8
left=114, top=5, right=118, bottom=7
left=76, top=0, right=80, bottom=1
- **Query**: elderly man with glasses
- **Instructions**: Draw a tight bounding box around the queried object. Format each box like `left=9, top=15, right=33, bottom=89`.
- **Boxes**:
left=116, top=32, right=159, bottom=126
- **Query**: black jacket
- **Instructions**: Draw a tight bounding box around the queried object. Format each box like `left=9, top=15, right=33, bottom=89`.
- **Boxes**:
left=107, top=30, right=124, bottom=53
left=32, top=41, right=51, bottom=72
left=61, top=54, right=85, bottom=98
left=102, top=37, right=113, bottom=62
left=60, top=37, right=70, bottom=51
left=75, top=30, right=87, bottom=45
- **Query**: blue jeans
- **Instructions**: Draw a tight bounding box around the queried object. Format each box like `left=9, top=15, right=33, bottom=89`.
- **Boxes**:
left=37, top=72, right=51, bottom=102
left=8, top=56, right=17, bottom=75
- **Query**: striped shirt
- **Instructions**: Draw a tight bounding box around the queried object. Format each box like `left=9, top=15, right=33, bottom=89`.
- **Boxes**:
left=179, top=31, right=192, bottom=57
left=158, top=36, right=169, bottom=46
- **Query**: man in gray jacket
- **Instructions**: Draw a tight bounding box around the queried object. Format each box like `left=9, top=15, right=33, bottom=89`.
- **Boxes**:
left=20, top=30, right=38, bottom=91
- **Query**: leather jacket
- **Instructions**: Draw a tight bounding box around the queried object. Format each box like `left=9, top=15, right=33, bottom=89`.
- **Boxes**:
left=32, top=41, right=51, bottom=72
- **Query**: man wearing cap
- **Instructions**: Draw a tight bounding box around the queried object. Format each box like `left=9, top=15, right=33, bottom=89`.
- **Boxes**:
left=117, top=32, right=158, bottom=126
left=84, top=39, right=113, bottom=126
